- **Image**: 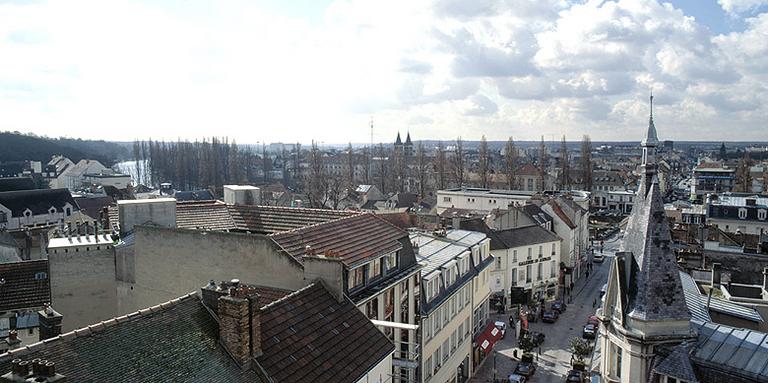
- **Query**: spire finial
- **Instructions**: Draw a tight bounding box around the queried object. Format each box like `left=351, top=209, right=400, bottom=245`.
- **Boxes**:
left=650, top=89, right=654, bottom=119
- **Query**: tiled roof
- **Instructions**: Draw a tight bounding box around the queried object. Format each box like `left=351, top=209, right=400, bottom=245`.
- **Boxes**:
left=176, top=200, right=236, bottom=231
left=0, top=260, right=51, bottom=312
left=0, top=189, right=78, bottom=217
left=458, top=218, right=506, bottom=250
left=517, top=163, right=541, bottom=176
left=269, top=213, right=406, bottom=266
left=547, top=200, right=576, bottom=229
left=258, top=283, right=394, bottom=383
left=228, top=205, right=355, bottom=234
left=0, top=294, right=260, bottom=382
left=521, top=204, right=552, bottom=225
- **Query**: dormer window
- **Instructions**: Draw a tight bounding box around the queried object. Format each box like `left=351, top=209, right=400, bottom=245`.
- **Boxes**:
left=738, top=208, right=747, bottom=220
left=758, top=209, right=766, bottom=221
left=371, top=258, right=381, bottom=279
left=65, top=207, right=72, bottom=217
left=23, top=209, right=32, bottom=218
left=48, top=207, right=56, bottom=215
left=0, top=212, right=6, bottom=223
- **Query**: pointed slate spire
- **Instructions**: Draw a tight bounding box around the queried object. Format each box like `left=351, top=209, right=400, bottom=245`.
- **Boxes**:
left=405, top=132, right=412, bottom=145
left=394, top=132, right=402, bottom=145
left=642, top=92, right=659, bottom=147
left=626, top=178, right=690, bottom=322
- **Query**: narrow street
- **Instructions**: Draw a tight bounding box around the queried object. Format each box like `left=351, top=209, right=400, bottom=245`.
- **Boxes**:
left=471, top=233, right=622, bottom=383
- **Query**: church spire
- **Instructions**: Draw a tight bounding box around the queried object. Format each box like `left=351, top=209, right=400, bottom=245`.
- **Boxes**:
left=639, top=92, right=659, bottom=198
left=642, top=92, right=659, bottom=147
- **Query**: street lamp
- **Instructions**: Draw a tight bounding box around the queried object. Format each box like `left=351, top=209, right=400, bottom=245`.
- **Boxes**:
left=492, top=350, right=497, bottom=383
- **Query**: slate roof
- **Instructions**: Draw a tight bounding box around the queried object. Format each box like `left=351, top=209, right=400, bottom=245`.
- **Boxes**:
left=495, top=225, right=561, bottom=249
left=269, top=213, right=406, bottom=266
left=0, top=177, right=36, bottom=192
left=0, top=189, right=78, bottom=217
left=174, top=189, right=215, bottom=201
left=458, top=218, right=506, bottom=250
left=0, top=293, right=260, bottom=382
left=0, top=260, right=51, bottom=312
left=691, top=319, right=768, bottom=381
left=652, top=344, right=699, bottom=383
left=257, top=282, right=394, bottom=383
left=521, top=204, right=552, bottom=226
left=623, top=182, right=690, bottom=321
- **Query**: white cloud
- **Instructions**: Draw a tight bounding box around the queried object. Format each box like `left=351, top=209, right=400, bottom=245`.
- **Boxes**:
left=0, top=0, right=766, bottom=143
left=718, top=0, right=768, bottom=15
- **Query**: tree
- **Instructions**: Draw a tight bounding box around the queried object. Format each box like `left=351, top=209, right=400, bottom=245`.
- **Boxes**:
left=581, top=135, right=593, bottom=191
left=305, top=141, right=328, bottom=208
left=228, top=140, right=242, bottom=184
left=519, top=332, right=537, bottom=355
left=569, top=337, right=592, bottom=366
left=435, top=141, right=447, bottom=190
left=362, top=146, right=371, bottom=184
left=415, top=141, right=429, bottom=198
left=376, top=143, right=390, bottom=193
left=478, top=135, right=490, bottom=188
left=538, top=136, right=547, bottom=175
left=736, top=152, right=753, bottom=192
left=346, top=142, right=356, bottom=187
left=452, top=137, right=465, bottom=187
left=504, top=137, right=517, bottom=190
left=719, top=143, right=727, bottom=160
left=560, top=135, right=570, bottom=190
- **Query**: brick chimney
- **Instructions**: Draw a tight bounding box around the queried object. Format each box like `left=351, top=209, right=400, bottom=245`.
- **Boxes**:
left=1, top=359, right=66, bottom=382
left=216, top=280, right=262, bottom=367
left=37, top=305, right=63, bottom=341
left=4, top=330, right=21, bottom=350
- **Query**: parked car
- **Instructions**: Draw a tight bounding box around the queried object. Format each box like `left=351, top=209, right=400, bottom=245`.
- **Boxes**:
left=566, top=369, right=589, bottom=382
left=593, top=253, right=604, bottom=263
left=514, top=361, right=537, bottom=377
left=582, top=323, right=597, bottom=339
left=494, top=321, right=507, bottom=339
left=542, top=310, right=559, bottom=323
left=587, top=315, right=600, bottom=326
left=519, top=330, right=546, bottom=347
left=508, top=373, right=527, bottom=383
left=551, top=301, right=567, bottom=313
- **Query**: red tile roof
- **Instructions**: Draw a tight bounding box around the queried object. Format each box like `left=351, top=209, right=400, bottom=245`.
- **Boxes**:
left=258, top=282, right=394, bottom=383
left=269, top=213, right=406, bottom=266
left=228, top=205, right=355, bottom=234
left=176, top=200, right=236, bottom=231
left=517, top=163, right=541, bottom=176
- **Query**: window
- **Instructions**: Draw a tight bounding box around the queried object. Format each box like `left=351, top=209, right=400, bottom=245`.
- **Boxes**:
left=424, top=317, right=432, bottom=340
left=550, top=260, right=556, bottom=278
left=425, top=356, right=433, bottom=378
left=348, top=267, right=365, bottom=289
left=464, top=317, right=470, bottom=337
left=495, top=256, right=502, bottom=270
left=387, top=252, right=397, bottom=270
left=551, top=243, right=556, bottom=255
left=371, top=258, right=381, bottom=278
left=511, top=268, right=517, bottom=286
left=443, top=196, right=451, bottom=203
left=739, top=208, right=747, bottom=219
left=538, top=245, right=543, bottom=258
left=65, top=207, right=71, bottom=216
left=512, top=250, right=517, bottom=263
left=442, top=339, right=449, bottom=361
left=433, top=349, right=440, bottom=371
left=616, top=346, right=622, bottom=378
left=537, top=263, right=542, bottom=280
left=0, top=212, right=6, bottom=223
left=526, top=265, right=532, bottom=283
left=759, top=209, right=767, bottom=221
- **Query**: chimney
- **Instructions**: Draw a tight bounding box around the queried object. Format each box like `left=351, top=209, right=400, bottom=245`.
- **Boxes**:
left=4, top=331, right=21, bottom=350
left=763, top=268, right=768, bottom=299
left=303, top=256, right=345, bottom=302
left=1, top=359, right=66, bottom=382
left=37, top=306, right=63, bottom=341
left=217, top=280, right=262, bottom=367
left=66, top=223, right=72, bottom=243
left=451, top=214, right=461, bottom=230
left=711, top=263, right=722, bottom=288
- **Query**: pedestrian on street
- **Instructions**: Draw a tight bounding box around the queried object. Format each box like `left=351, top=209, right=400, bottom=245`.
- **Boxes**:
left=586, top=270, right=590, bottom=279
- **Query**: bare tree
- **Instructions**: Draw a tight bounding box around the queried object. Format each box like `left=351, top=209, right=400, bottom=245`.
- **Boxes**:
left=346, top=142, right=355, bottom=187
left=362, top=146, right=371, bottom=184
left=538, top=136, right=547, bottom=191
left=305, top=141, right=328, bottom=208
left=736, top=152, right=753, bottom=192
left=415, top=141, right=429, bottom=198
left=763, top=165, right=768, bottom=194
left=504, top=137, right=517, bottom=190
left=435, top=141, right=447, bottom=190
left=560, top=135, right=570, bottom=190
left=452, top=137, right=465, bottom=187
left=478, top=135, right=489, bottom=188
left=581, top=135, right=593, bottom=192
left=376, top=143, right=389, bottom=193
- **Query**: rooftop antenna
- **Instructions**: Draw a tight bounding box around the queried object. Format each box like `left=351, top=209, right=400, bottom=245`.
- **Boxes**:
left=369, top=116, right=374, bottom=181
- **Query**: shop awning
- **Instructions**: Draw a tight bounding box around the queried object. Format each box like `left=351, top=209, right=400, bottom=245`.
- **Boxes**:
left=476, top=322, right=503, bottom=354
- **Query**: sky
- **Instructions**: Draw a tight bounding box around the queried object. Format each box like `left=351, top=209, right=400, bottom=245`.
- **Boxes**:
left=1, top=0, right=767, bottom=144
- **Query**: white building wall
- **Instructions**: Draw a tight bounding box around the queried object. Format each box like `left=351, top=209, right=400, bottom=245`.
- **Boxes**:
left=436, top=190, right=532, bottom=214
left=356, top=353, right=393, bottom=383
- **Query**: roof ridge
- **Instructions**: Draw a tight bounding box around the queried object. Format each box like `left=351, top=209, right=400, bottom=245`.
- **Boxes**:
left=0, top=291, right=199, bottom=360
left=260, top=282, right=317, bottom=312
